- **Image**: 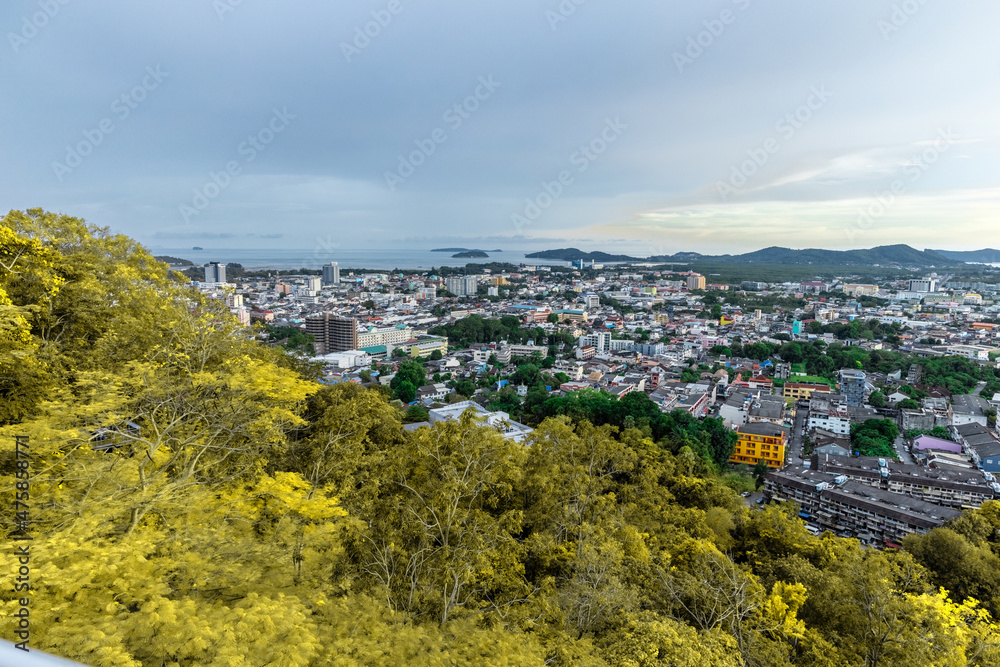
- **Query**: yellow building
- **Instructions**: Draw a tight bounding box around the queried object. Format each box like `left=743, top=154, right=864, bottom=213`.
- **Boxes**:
left=730, top=423, right=787, bottom=468
left=687, top=274, right=706, bottom=290
left=406, top=336, right=449, bottom=358
left=782, top=382, right=831, bottom=405
left=491, top=276, right=507, bottom=286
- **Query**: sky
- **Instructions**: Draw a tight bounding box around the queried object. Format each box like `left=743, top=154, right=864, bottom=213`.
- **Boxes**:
left=1, top=0, right=998, bottom=256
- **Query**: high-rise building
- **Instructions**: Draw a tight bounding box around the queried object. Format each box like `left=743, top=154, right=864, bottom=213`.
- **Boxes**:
left=838, top=369, right=868, bottom=407
left=908, top=279, right=937, bottom=293
left=322, top=262, right=340, bottom=285
left=306, top=276, right=322, bottom=291
left=687, top=274, right=706, bottom=290
left=445, top=275, right=479, bottom=297
left=204, top=262, right=226, bottom=283
left=306, top=314, right=358, bottom=355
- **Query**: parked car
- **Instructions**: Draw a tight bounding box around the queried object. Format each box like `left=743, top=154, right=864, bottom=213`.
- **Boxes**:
left=741, top=491, right=752, bottom=498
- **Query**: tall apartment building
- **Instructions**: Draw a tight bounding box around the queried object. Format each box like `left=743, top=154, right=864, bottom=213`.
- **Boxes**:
left=322, top=262, right=340, bottom=285
left=445, top=275, right=479, bottom=297
left=204, top=262, right=226, bottom=283
left=306, top=314, right=358, bottom=355
left=306, top=276, right=322, bottom=291
left=687, top=274, right=706, bottom=290
left=581, top=293, right=600, bottom=310
left=838, top=369, right=867, bottom=407
left=908, top=279, right=937, bottom=293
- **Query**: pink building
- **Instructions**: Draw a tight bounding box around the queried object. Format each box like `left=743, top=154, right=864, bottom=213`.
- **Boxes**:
left=912, top=435, right=963, bottom=454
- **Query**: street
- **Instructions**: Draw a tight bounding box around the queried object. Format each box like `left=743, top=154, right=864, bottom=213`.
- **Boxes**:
left=894, top=435, right=914, bottom=465
left=787, top=405, right=807, bottom=465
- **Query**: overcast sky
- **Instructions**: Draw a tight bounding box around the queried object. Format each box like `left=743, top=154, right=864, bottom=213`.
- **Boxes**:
left=2, top=0, right=997, bottom=255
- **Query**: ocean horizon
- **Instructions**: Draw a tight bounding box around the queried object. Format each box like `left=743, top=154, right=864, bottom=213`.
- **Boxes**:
left=148, top=247, right=574, bottom=271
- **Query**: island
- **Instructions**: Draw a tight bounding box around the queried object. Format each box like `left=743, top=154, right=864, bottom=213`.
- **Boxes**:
left=432, top=247, right=502, bottom=253
left=526, top=248, right=639, bottom=262
left=192, top=246, right=203, bottom=250
left=452, top=251, right=489, bottom=258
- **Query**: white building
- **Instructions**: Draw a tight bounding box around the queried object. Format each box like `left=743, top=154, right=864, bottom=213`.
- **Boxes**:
left=428, top=401, right=534, bottom=443
left=807, top=409, right=851, bottom=436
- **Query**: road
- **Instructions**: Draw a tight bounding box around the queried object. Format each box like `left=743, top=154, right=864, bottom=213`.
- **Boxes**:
left=975, top=380, right=988, bottom=397
left=787, top=405, right=807, bottom=465
left=894, top=435, right=914, bottom=465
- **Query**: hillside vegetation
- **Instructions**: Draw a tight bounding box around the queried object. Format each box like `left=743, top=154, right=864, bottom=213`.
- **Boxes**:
left=2, top=210, right=1000, bottom=666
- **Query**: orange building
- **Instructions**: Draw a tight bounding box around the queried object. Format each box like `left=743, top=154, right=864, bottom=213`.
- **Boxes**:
left=730, top=423, right=787, bottom=468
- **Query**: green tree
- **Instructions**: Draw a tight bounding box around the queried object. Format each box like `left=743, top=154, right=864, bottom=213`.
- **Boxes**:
left=395, top=380, right=417, bottom=403
left=391, top=360, right=426, bottom=393
left=868, top=390, right=887, bottom=408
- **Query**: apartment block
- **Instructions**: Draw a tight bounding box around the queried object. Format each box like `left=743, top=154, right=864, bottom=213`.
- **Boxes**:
left=730, top=422, right=787, bottom=468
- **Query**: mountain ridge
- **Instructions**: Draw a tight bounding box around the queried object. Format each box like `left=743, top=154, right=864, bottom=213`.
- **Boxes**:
left=527, top=244, right=967, bottom=266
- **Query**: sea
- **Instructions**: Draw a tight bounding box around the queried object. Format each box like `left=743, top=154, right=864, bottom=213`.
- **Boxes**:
left=149, top=248, right=572, bottom=271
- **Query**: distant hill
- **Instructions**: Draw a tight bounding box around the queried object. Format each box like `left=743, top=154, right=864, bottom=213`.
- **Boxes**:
left=154, top=255, right=193, bottom=265
left=931, top=248, right=1000, bottom=263
left=528, top=245, right=962, bottom=267
left=654, top=245, right=958, bottom=266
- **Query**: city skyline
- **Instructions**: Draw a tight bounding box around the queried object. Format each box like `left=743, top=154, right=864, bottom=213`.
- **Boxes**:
left=2, top=1, right=998, bottom=254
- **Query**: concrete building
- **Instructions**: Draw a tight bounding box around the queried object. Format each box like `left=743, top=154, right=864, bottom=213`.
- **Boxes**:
left=357, top=325, right=414, bottom=349
left=322, top=262, right=340, bottom=285
left=204, top=262, right=226, bottom=283
left=428, top=401, right=533, bottom=443
left=445, top=275, right=479, bottom=297
left=305, top=314, right=358, bottom=355
left=838, top=369, right=867, bottom=407
left=730, top=422, right=787, bottom=468
left=842, top=284, right=879, bottom=297
left=765, top=466, right=961, bottom=544
left=782, top=382, right=832, bottom=405
left=908, top=279, right=938, bottom=293
left=951, top=394, right=991, bottom=427
left=687, top=274, right=706, bottom=290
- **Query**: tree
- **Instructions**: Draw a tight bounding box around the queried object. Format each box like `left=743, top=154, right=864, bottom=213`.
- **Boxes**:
left=363, top=299, right=377, bottom=310
left=395, top=380, right=417, bottom=403
left=429, top=349, right=443, bottom=361
left=868, top=390, right=887, bottom=408
left=391, top=360, right=426, bottom=393
left=547, top=312, right=560, bottom=324
left=752, top=460, right=769, bottom=489
left=404, top=404, right=430, bottom=423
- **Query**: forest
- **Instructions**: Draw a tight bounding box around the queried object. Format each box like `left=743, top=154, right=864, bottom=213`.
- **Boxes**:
left=2, top=210, right=1000, bottom=666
